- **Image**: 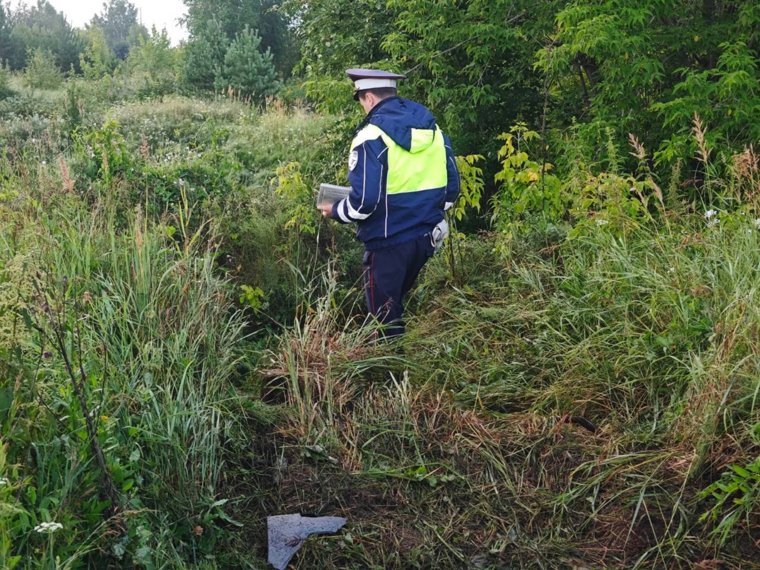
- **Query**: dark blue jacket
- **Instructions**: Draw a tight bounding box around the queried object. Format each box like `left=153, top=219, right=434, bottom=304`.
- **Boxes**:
left=331, top=97, right=460, bottom=250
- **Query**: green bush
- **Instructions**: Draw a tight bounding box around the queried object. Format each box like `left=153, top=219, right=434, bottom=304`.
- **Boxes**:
left=125, top=27, right=179, bottom=99
left=78, top=26, right=116, bottom=80
left=0, top=65, right=13, bottom=100
left=181, top=17, right=228, bottom=93
left=22, top=48, right=63, bottom=90
left=0, top=93, right=57, bottom=120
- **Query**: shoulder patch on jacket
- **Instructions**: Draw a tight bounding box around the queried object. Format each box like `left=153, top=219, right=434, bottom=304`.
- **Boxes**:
left=348, top=150, right=359, bottom=171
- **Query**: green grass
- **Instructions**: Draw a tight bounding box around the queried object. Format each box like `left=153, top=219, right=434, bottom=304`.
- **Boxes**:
left=262, top=221, right=760, bottom=568
left=0, top=78, right=758, bottom=568
left=1, top=189, right=253, bottom=565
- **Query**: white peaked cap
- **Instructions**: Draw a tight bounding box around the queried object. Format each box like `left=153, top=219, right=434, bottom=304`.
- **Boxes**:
left=346, top=68, right=406, bottom=92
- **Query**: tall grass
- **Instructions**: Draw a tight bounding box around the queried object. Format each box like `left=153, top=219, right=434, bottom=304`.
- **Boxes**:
left=1, top=188, right=249, bottom=565
left=263, top=216, right=759, bottom=568
left=2, top=81, right=758, bottom=567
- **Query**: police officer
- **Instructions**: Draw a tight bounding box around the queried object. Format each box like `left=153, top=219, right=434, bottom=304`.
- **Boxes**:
left=319, top=68, right=460, bottom=337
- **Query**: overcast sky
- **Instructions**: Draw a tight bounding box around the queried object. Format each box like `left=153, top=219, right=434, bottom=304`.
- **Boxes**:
left=8, top=0, right=189, bottom=45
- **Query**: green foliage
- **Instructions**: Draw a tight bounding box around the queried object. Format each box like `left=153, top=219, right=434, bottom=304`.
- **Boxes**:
left=184, top=0, right=295, bottom=75
left=7, top=0, right=83, bottom=72
left=239, top=284, right=268, bottom=312
left=538, top=0, right=760, bottom=169
left=182, top=17, right=228, bottom=92
left=274, top=161, right=319, bottom=236
left=73, top=119, right=131, bottom=188
left=492, top=124, right=564, bottom=240
left=0, top=64, right=13, bottom=100
left=1, top=197, right=250, bottom=565
left=285, top=0, right=397, bottom=77
left=0, top=4, right=11, bottom=65
left=126, top=27, right=179, bottom=98
left=222, top=27, right=280, bottom=102
left=90, top=0, right=144, bottom=60
left=22, top=47, right=63, bottom=89
left=292, top=0, right=556, bottom=150
left=0, top=442, right=25, bottom=570
left=451, top=154, right=484, bottom=223
left=78, top=26, right=116, bottom=80
left=384, top=0, right=556, bottom=150
left=700, top=450, right=760, bottom=546
left=653, top=41, right=760, bottom=162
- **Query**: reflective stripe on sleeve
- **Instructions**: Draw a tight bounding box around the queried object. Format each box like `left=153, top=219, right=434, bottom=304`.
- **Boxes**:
left=336, top=199, right=352, bottom=223
left=346, top=199, right=371, bottom=220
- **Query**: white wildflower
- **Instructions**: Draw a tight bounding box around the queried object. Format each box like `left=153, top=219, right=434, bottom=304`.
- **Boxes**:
left=595, top=219, right=609, bottom=226
left=34, top=521, right=63, bottom=534
left=704, top=209, right=717, bottom=219
left=0, top=477, right=9, bottom=486
left=754, top=218, right=760, bottom=230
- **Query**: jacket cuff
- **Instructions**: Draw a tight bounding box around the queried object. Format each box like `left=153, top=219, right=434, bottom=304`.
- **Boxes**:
left=331, top=200, right=350, bottom=224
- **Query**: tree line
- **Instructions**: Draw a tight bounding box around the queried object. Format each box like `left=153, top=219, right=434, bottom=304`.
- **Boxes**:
left=0, top=0, right=289, bottom=100
left=1, top=0, right=758, bottom=167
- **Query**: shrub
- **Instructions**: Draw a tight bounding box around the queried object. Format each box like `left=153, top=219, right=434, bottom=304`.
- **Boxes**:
left=0, top=64, right=13, bottom=100
left=182, top=18, right=227, bottom=93
left=126, top=27, right=179, bottom=99
left=22, top=48, right=63, bottom=90
left=79, top=26, right=116, bottom=80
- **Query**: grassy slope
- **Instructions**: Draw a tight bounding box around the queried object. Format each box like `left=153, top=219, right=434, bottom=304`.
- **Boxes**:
left=0, top=83, right=758, bottom=568
left=262, top=226, right=760, bottom=569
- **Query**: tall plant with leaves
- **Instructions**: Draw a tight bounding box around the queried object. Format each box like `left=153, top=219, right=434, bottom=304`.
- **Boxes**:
left=126, top=27, right=179, bottom=98
left=90, top=0, right=144, bottom=60
left=7, top=0, right=83, bottom=71
left=491, top=124, right=563, bottom=240
left=183, top=0, right=295, bottom=75
left=79, top=26, right=117, bottom=80
left=0, top=3, right=12, bottom=64
left=654, top=40, right=760, bottom=163
left=281, top=0, right=397, bottom=113
left=23, top=47, right=63, bottom=89
left=0, top=63, right=13, bottom=100
left=536, top=0, right=760, bottom=165
left=382, top=0, right=560, bottom=152
left=182, top=17, right=228, bottom=92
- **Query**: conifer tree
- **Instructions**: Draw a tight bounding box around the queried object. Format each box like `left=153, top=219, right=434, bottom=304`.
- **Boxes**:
left=0, top=3, right=12, bottom=64
left=90, top=0, right=143, bottom=59
left=23, top=46, right=63, bottom=88
left=79, top=26, right=116, bottom=79
left=182, top=17, right=228, bottom=92
left=183, top=0, right=294, bottom=75
left=8, top=1, right=83, bottom=71
left=221, top=26, right=279, bottom=101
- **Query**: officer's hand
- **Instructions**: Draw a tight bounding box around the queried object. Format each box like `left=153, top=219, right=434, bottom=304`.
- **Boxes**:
left=317, top=203, right=333, bottom=218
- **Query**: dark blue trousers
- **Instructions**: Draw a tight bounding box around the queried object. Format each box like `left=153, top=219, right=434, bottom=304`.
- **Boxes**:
left=363, top=234, right=435, bottom=337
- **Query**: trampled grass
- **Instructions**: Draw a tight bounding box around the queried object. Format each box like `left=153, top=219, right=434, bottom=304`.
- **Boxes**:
left=263, top=221, right=759, bottom=568
left=1, top=89, right=758, bottom=568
